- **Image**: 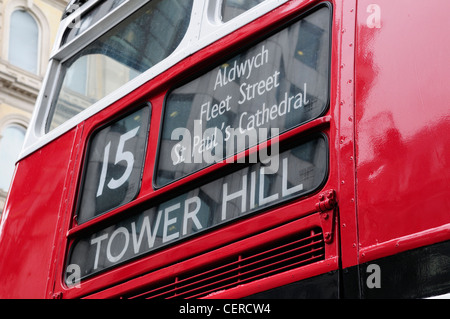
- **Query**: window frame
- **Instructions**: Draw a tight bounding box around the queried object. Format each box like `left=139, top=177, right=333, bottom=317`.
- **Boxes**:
left=74, top=103, right=152, bottom=225
left=154, top=2, right=333, bottom=189
left=44, top=0, right=195, bottom=133
left=221, top=0, right=267, bottom=22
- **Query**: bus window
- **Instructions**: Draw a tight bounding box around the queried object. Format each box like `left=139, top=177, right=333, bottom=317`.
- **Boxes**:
left=76, top=106, right=151, bottom=224
left=61, top=0, right=127, bottom=46
left=221, top=0, right=266, bottom=22
left=156, top=5, right=331, bottom=187
left=46, top=0, right=193, bottom=132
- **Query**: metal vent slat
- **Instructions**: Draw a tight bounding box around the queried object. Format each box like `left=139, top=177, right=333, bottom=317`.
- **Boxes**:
left=176, top=250, right=325, bottom=299
left=126, top=227, right=325, bottom=299
left=166, top=241, right=324, bottom=299
left=165, top=233, right=324, bottom=299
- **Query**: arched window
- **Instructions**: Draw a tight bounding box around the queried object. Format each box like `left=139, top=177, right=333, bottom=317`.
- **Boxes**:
left=0, top=124, right=26, bottom=192
left=8, top=9, right=39, bottom=74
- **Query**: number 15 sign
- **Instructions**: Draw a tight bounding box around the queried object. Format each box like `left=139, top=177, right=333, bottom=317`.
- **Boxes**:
left=77, top=105, right=151, bottom=224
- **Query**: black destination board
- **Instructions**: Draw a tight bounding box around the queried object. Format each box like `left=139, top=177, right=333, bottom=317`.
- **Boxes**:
left=67, top=135, right=328, bottom=280
left=156, top=5, right=331, bottom=187
left=77, top=106, right=151, bottom=223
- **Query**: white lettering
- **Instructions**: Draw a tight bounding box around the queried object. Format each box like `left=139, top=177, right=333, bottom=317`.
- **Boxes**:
left=179, top=303, right=214, bottom=316
left=238, top=70, right=280, bottom=104
left=249, top=171, right=256, bottom=210
left=106, top=227, right=129, bottom=263
left=131, top=212, right=162, bottom=254
left=91, top=234, right=108, bottom=270
left=183, top=196, right=203, bottom=235
left=171, top=128, right=192, bottom=165
left=163, top=204, right=181, bottom=243
left=258, top=167, right=279, bottom=205
left=282, top=157, right=303, bottom=196
left=214, top=68, right=223, bottom=91
left=238, top=86, right=307, bottom=135
left=258, top=128, right=279, bottom=173
left=199, top=96, right=232, bottom=124
left=214, top=45, right=269, bottom=90
left=222, top=174, right=247, bottom=221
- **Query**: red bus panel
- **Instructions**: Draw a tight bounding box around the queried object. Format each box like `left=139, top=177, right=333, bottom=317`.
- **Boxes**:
left=355, top=0, right=450, bottom=260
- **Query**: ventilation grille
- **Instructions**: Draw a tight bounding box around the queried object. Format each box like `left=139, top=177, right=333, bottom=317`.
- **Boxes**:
left=125, top=227, right=325, bottom=299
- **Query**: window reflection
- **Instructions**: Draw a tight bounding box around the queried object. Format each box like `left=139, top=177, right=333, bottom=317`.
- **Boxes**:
left=221, top=0, right=266, bottom=22
left=62, top=0, right=126, bottom=45
left=0, top=125, right=26, bottom=192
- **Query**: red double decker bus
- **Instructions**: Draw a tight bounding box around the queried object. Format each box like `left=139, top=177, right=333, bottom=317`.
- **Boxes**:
left=0, top=0, right=449, bottom=299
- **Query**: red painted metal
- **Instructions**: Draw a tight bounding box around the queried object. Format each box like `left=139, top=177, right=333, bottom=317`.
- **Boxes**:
left=0, top=127, right=80, bottom=298
left=335, top=0, right=359, bottom=271
left=84, top=214, right=333, bottom=299
left=0, top=0, right=449, bottom=298
left=354, top=0, right=450, bottom=262
left=316, top=189, right=337, bottom=243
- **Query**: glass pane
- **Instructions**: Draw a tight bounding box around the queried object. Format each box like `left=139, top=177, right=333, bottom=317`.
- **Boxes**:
left=47, top=0, right=194, bottom=132
left=156, top=5, right=331, bottom=187
left=62, top=0, right=126, bottom=46
left=77, top=106, right=151, bottom=224
left=222, top=0, right=266, bottom=22
left=67, top=135, right=328, bottom=279
left=0, top=125, right=26, bottom=192
left=8, top=10, right=39, bottom=74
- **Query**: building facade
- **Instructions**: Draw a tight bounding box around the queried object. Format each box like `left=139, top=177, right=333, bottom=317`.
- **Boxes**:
left=0, top=0, right=68, bottom=214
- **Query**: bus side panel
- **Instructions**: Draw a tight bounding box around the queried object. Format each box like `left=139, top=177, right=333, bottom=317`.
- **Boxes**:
left=0, top=129, right=77, bottom=298
left=355, top=0, right=450, bottom=296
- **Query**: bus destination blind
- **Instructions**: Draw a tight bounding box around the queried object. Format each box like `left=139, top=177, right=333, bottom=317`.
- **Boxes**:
left=67, top=136, right=327, bottom=280
left=155, top=6, right=331, bottom=186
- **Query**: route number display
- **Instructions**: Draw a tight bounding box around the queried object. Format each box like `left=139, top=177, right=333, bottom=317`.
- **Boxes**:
left=77, top=106, right=151, bottom=223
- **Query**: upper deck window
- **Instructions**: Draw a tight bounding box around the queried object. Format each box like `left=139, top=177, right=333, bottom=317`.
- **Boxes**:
left=221, top=0, right=266, bottom=22
left=46, top=0, right=193, bottom=132
left=61, top=0, right=126, bottom=46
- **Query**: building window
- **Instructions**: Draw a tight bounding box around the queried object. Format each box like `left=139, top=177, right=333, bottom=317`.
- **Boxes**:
left=8, top=9, right=39, bottom=74
left=0, top=124, right=26, bottom=192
